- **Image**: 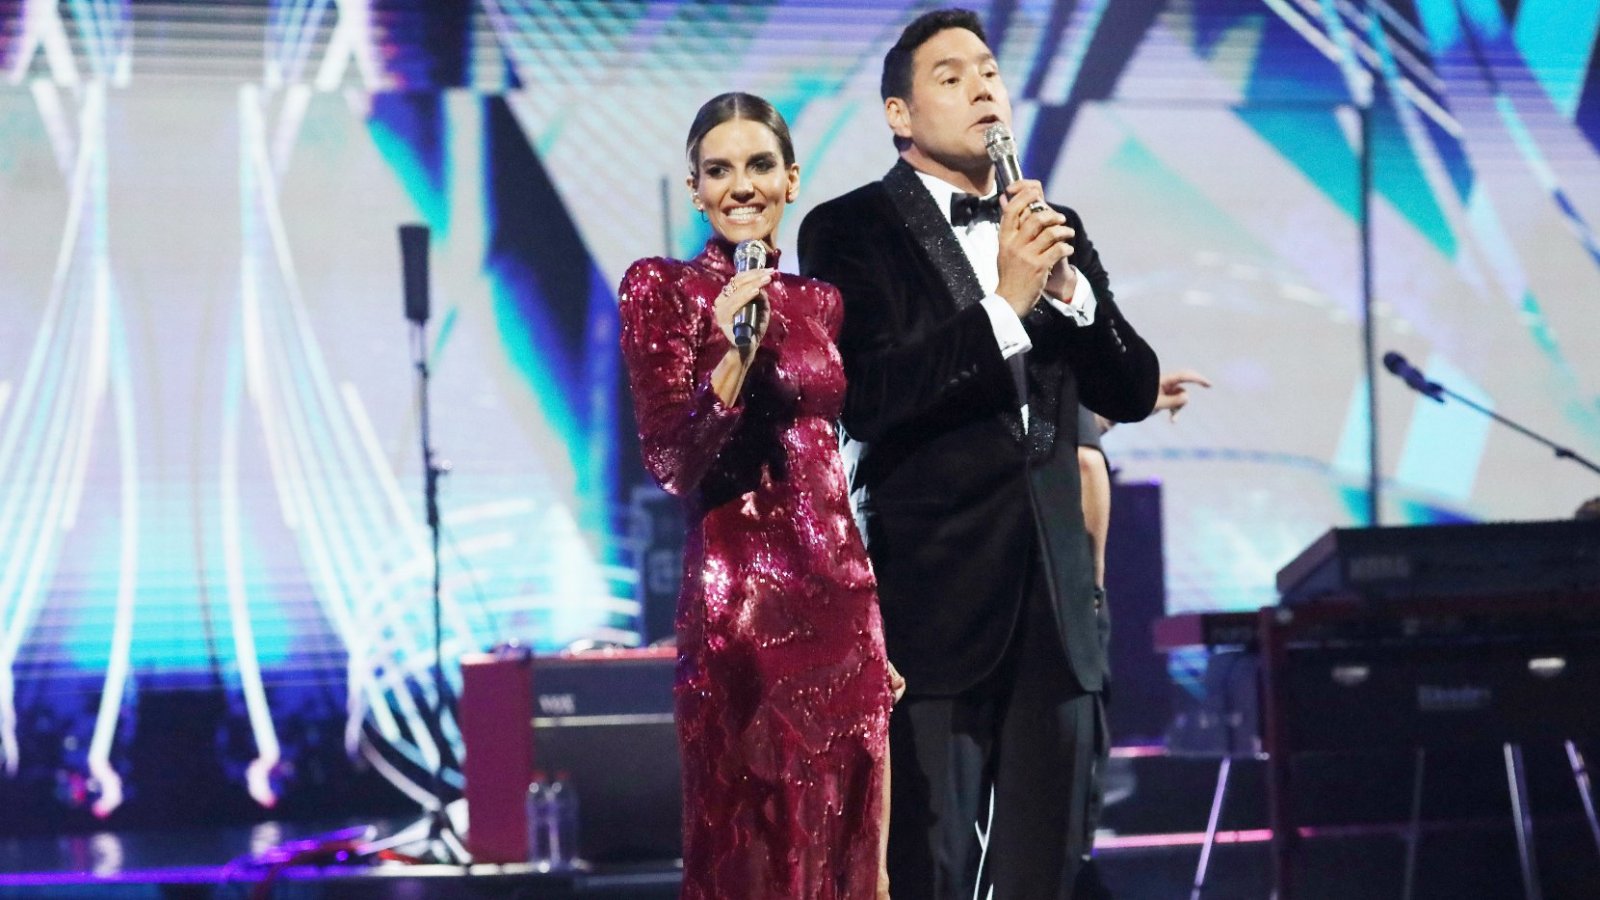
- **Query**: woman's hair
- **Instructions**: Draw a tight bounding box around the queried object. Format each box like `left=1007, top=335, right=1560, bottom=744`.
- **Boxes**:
left=685, top=92, right=795, bottom=175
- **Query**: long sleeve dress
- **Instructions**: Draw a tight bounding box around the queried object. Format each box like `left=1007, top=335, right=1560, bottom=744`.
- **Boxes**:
left=618, top=238, right=893, bottom=899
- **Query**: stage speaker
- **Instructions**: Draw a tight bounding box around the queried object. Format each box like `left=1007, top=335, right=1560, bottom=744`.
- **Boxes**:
left=1104, top=478, right=1169, bottom=741
left=531, top=648, right=681, bottom=863
left=630, top=485, right=683, bottom=645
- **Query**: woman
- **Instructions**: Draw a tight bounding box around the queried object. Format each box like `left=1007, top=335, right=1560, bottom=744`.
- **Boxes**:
left=617, top=93, right=901, bottom=899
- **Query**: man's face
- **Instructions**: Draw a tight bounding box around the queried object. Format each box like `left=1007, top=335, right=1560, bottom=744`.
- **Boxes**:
left=888, top=27, right=1012, bottom=173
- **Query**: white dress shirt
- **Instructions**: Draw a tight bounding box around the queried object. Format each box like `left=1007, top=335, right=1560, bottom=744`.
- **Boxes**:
left=914, top=171, right=1098, bottom=427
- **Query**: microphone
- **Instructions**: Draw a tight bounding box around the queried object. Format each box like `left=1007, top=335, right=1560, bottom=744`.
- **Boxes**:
left=731, top=239, right=767, bottom=349
left=1382, top=351, right=1443, bottom=402
left=983, top=123, right=1049, bottom=215
left=399, top=224, right=430, bottom=325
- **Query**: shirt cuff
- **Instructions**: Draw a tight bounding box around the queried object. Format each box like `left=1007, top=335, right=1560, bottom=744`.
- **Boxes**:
left=980, top=293, right=1033, bottom=359
left=1043, top=266, right=1097, bottom=326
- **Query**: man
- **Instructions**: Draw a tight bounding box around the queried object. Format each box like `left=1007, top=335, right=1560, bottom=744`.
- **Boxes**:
left=798, top=9, right=1159, bottom=898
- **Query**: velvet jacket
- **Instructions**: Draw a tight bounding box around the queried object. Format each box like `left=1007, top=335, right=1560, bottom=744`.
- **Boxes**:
left=798, top=160, right=1159, bottom=695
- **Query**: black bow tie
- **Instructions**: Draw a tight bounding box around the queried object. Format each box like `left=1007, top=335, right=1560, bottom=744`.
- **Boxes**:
left=950, top=192, right=1002, bottom=227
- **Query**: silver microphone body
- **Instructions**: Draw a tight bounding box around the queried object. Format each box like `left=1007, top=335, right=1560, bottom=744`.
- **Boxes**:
left=731, top=239, right=767, bottom=349
left=984, top=123, right=1049, bottom=214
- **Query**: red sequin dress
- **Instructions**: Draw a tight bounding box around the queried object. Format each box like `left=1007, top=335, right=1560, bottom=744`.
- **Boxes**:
left=618, top=238, right=892, bottom=899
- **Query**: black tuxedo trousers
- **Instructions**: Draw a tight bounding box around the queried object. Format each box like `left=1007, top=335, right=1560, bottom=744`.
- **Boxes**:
left=888, top=545, right=1106, bottom=899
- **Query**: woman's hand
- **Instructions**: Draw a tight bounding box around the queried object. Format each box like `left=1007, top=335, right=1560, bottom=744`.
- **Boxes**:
left=708, top=268, right=773, bottom=406
left=888, top=661, right=906, bottom=703
left=714, top=268, right=774, bottom=355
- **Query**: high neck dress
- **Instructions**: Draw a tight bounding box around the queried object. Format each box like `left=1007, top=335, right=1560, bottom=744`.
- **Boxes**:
left=618, top=238, right=892, bottom=899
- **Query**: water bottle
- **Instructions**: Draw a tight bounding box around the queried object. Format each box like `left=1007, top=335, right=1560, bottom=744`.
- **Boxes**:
left=525, top=772, right=551, bottom=865
left=546, top=771, right=581, bottom=867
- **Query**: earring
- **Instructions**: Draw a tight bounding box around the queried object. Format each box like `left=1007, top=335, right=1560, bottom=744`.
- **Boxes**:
left=694, top=196, right=708, bottom=223
left=699, top=209, right=708, bottom=223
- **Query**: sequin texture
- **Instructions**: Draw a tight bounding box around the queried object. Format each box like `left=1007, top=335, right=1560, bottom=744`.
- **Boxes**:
left=618, top=238, right=892, bottom=899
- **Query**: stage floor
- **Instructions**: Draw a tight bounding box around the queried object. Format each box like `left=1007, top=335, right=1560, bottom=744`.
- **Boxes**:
left=0, top=819, right=683, bottom=899
left=3, top=819, right=1596, bottom=899
left=3, top=751, right=1597, bottom=899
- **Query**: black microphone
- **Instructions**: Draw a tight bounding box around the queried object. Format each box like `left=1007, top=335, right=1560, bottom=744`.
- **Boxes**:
left=731, top=239, right=767, bottom=349
left=1382, top=351, right=1443, bottom=402
left=983, top=123, right=1049, bottom=215
left=399, top=224, right=430, bottom=325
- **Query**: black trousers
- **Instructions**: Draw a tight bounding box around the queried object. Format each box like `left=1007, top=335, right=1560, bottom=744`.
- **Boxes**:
left=886, top=560, right=1105, bottom=900
left=1083, top=589, right=1112, bottom=849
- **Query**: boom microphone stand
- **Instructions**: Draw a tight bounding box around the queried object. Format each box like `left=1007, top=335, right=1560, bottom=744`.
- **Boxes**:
left=398, top=223, right=468, bottom=864
left=1381, top=350, right=1600, bottom=900
left=1382, top=350, right=1600, bottom=478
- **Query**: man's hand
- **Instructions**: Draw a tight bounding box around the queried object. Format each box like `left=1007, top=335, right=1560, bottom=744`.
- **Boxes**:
left=995, top=180, right=1074, bottom=318
left=1154, top=369, right=1212, bottom=420
left=1044, top=250, right=1078, bottom=302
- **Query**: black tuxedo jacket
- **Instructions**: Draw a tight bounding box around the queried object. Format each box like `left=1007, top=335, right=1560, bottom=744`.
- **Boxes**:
left=798, top=160, right=1158, bottom=695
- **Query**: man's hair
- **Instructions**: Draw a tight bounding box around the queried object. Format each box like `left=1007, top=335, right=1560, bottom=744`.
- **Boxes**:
left=880, top=8, right=987, bottom=103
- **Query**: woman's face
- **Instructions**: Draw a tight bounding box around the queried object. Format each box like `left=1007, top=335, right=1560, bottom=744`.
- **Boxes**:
left=689, top=118, right=799, bottom=247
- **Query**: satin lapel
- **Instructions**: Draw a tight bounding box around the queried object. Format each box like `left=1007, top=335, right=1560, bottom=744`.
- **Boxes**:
left=882, top=160, right=985, bottom=311
left=882, top=160, right=1024, bottom=444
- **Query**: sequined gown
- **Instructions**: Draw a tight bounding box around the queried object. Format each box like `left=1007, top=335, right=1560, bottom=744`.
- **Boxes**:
left=618, top=239, right=892, bottom=899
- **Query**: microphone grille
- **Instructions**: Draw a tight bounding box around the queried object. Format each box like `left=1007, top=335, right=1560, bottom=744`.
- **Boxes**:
left=984, top=123, right=1014, bottom=161
left=734, top=239, right=767, bottom=271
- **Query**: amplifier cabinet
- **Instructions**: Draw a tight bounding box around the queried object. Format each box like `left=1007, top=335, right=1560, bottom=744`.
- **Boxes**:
left=460, top=648, right=682, bottom=865
left=531, top=648, right=681, bottom=864
left=1280, top=634, right=1600, bottom=754
left=1256, top=597, right=1600, bottom=899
